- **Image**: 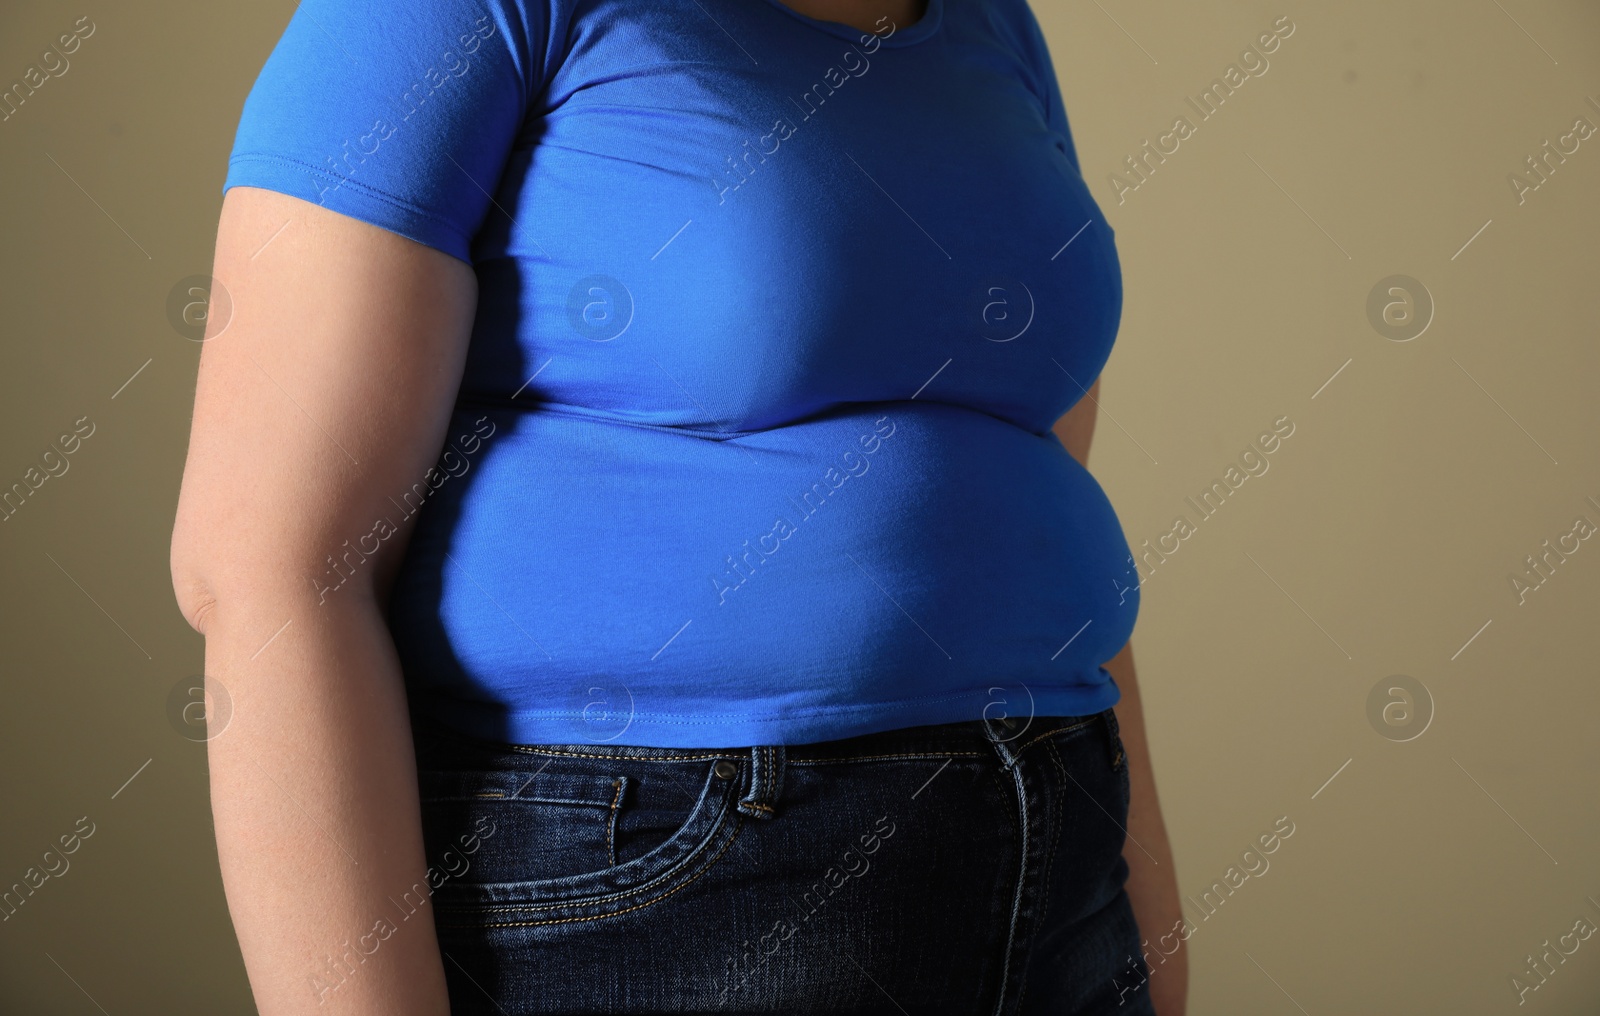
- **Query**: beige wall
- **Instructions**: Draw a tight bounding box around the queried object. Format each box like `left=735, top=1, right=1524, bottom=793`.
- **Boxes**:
left=1, top=0, right=1596, bottom=1012
left=1037, top=0, right=1600, bottom=1011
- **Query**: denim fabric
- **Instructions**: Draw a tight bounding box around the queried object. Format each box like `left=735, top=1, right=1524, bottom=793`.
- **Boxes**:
left=409, top=708, right=1155, bottom=1015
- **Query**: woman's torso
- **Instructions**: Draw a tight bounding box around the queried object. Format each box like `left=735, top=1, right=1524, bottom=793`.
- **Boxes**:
left=383, top=0, right=1139, bottom=746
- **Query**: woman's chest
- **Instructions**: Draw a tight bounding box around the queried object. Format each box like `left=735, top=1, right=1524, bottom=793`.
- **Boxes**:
left=465, top=0, right=1121, bottom=433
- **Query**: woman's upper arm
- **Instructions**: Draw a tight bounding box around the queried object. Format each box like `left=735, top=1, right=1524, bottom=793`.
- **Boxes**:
left=170, top=185, right=477, bottom=629
left=170, top=0, right=553, bottom=626
left=1052, top=377, right=1100, bottom=468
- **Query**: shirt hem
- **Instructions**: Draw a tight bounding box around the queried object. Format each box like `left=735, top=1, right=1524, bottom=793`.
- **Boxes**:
left=415, top=679, right=1123, bottom=749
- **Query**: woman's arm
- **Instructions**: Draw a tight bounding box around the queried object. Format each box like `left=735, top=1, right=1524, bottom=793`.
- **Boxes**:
left=170, top=186, right=477, bottom=1015
left=1102, top=643, right=1186, bottom=1014
left=1053, top=385, right=1188, bottom=1015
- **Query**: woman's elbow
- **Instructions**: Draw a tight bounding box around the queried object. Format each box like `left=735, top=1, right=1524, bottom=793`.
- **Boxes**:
left=170, top=502, right=220, bottom=635
left=168, top=499, right=323, bottom=638
left=171, top=509, right=393, bottom=638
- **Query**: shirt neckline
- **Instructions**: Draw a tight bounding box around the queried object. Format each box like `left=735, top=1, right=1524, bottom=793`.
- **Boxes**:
left=758, top=0, right=946, bottom=47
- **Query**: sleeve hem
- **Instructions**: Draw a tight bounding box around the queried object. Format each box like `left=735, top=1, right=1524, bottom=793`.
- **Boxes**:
left=223, top=152, right=477, bottom=264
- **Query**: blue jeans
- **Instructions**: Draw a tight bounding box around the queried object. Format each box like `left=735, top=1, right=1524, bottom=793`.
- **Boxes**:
left=409, top=708, right=1156, bottom=1015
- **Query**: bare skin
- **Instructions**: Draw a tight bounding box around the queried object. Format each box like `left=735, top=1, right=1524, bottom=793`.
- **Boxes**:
left=171, top=186, right=472, bottom=1015
left=175, top=11, right=1182, bottom=1012
left=776, top=0, right=929, bottom=34
left=1056, top=385, right=1187, bottom=1015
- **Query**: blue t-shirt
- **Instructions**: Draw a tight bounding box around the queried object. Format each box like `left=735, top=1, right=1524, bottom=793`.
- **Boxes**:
left=223, top=0, right=1138, bottom=747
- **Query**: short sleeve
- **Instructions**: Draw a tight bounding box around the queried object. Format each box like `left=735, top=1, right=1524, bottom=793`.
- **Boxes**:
left=1002, top=0, right=1084, bottom=176
left=222, top=0, right=554, bottom=264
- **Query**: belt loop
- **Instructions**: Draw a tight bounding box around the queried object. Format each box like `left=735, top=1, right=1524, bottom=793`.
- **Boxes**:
left=737, top=744, right=785, bottom=819
left=983, top=718, right=1021, bottom=770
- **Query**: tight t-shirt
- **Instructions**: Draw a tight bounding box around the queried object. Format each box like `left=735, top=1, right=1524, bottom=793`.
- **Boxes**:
left=222, top=0, right=1139, bottom=747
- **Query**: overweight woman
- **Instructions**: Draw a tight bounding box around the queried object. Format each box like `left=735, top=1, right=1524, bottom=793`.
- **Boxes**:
left=170, top=0, right=1184, bottom=1012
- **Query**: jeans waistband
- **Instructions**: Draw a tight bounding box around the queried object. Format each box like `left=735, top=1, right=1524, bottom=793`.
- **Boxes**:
left=409, top=709, right=1113, bottom=823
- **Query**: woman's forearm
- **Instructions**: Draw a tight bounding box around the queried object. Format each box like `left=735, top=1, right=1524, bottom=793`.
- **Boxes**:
left=201, top=588, right=451, bottom=1016
left=1104, top=640, right=1188, bottom=1015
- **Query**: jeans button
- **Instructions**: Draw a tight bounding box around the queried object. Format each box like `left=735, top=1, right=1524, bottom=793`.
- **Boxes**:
left=713, top=759, right=738, bottom=780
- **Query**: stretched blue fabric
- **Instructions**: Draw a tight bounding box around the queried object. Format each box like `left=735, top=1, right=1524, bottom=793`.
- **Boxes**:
left=222, top=0, right=1139, bottom=747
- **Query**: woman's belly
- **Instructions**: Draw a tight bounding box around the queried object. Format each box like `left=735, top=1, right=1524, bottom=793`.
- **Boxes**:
left=387, top=399, right=1139, bottom=746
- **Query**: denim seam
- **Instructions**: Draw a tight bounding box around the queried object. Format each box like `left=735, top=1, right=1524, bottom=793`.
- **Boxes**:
left=990, top=732, right=1029, bottom=1016
left=1105, top=710, right=1128, bottom=772
left=787, top=750, right=987, bottom=765
left=764, top=746, right=786, bottom=812
left=439, top=779, right=736, bottom=915
left=417, top=769, right=618, bottom=808
left=506, top=746, right=740, bottom=762
left=426, top=793, right=610, bottom=807
left=1007, top=717, right=1099, bottom=762
left=438, top=816, right=747, bottom=928
left=1018, top=737, right=1071, bottom=1014
left=738, top=750, right=780, bottom=818
left=605, top=777, right=623, bottom=867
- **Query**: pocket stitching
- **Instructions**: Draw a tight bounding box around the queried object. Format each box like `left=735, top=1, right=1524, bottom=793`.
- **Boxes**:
left=1007, top=717, right=1100, bottom=761
left=418, top=768, right=621, bottom=808
left=433, top=762, right=737, bottom=917
left=437, top=811, right=746, bottom=928
left=605, top=776, right=624, bottom=868
left=787, top=750, right=987, bottom=766
left=507, top=745, right=737, bottom=763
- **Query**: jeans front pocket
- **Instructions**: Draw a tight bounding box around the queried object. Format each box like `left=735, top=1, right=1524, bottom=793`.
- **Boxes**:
left=416, top=767, right=625, bottom=887
left=418, top=749, right=746, bottom=928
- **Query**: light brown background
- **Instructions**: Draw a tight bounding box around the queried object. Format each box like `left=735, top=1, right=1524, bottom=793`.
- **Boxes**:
left=2, top=0, right=1597, bottom=1012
